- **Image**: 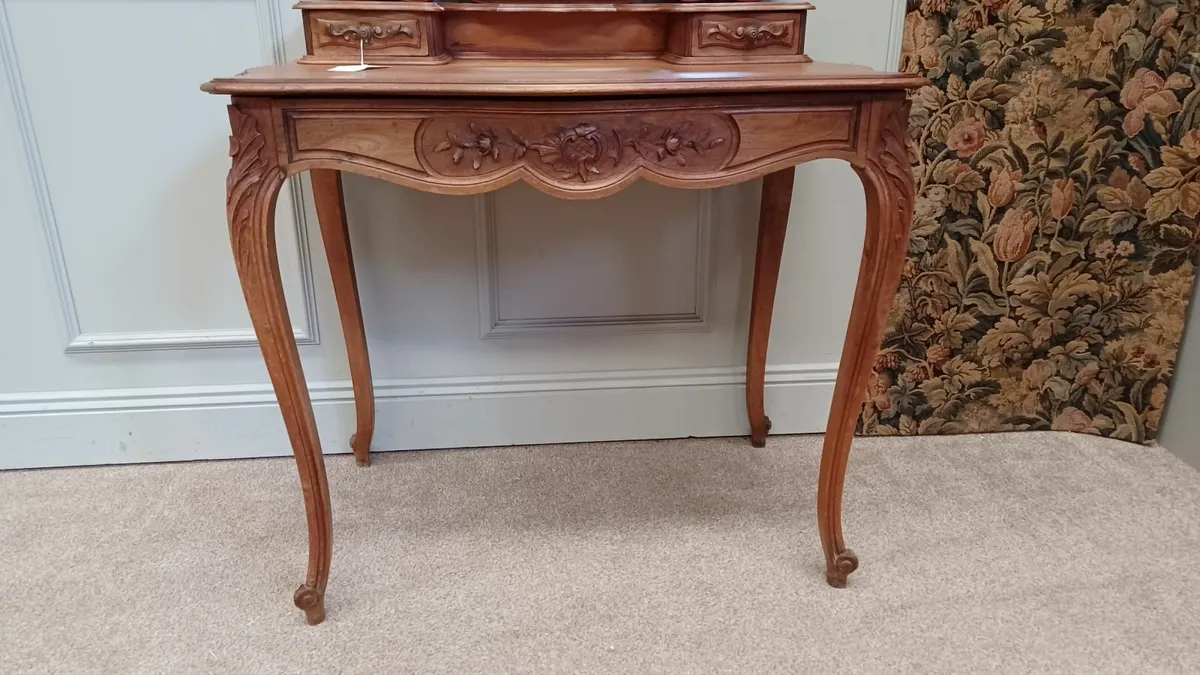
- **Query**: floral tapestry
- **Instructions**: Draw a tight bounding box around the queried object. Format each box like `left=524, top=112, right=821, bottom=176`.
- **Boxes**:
left=862, top=0, right=1199, bottom=442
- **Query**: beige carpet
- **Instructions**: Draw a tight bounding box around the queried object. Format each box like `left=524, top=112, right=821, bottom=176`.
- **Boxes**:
left=3, top=432, right=1200, bottom=674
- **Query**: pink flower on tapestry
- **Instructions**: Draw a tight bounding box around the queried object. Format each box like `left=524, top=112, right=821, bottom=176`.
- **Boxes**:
left=1051, top=178, right=1077, bottom=221
left=1121, top=70, right=1167, bottom=109
left=1151, top=7, right=1179, bottom=37
left=1120, top=69, right=1182, bottom=136
left=1074, top=363, right=1100, bottom=387
left=946, top=118, right=988, bottom=157
left=993, top=209, right=1038, bottom=262
left=1051, top=407, right=1093, bottom=432
left=1183, top=130, right=1200, bottom=159
left=988, top=169, right=1021, bottom=208
left=925, top=344, right=950, bottom=367
left=872, top=392, right=896, bottom=415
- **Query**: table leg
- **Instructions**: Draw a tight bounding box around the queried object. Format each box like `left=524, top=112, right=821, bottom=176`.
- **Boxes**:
left=311, top=169, right=375, bottom=468
left=818, top=99, right=915, bottom=588
left=227, top=105, right=332, bottom=624
left=745, top=167, right=795, bottom=447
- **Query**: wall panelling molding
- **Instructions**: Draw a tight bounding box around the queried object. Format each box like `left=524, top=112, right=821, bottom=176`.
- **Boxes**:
left=0, top=362, right=839, bottom=469
left=0, top=0, right=320, bottom=353
left=475, top=191, right=719, bottom=338
left=885, top=0, right=906, bottom=72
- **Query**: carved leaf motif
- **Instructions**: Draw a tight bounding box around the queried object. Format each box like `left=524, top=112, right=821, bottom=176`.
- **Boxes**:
left=433, top=127, right=507, bottom=169
left=422, top=115, right=735, bottom=183
left=320, top=19, right=418, bottom=44
left=225, top=106, right=283, bottom=254
left=702, top=20, right=793, bottom=50
left=873, top=101, right=917, bottom=235
left=227, top=108, right=268, bottom=221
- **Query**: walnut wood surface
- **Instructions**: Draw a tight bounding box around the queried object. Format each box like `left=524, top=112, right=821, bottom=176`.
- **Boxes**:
left=444, top=12, right=668, bottom=58
left=665, top=12, right=809, bottom=64
left=746, top=167, right=794, bottom=447
left=312, top=13, right=423, bottom=52
left=225, top=102, right=331, bottom=625
left=202, top=61, right=926, bottom=96
left=278, top=96, right=864, bottom=199
left=420, top=111, right=734, bottom=183
left=304, top=10, right=449, bottom=64
left=213, top=44, right=921, bottom=623
left=818, top=97, right=916, bottom=588
left=311, top=169, right=375, bottom=467
left=296, top=2, right=819, bottom=65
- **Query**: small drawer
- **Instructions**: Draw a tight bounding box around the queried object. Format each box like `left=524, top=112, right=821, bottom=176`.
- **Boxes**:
left=302, top=11, right=447, bottom=64
left=666, top=12, right=809, bottom=64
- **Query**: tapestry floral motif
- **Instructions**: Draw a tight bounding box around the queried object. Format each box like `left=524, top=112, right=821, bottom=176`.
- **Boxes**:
left=866, top=0, right=1199, bottom=442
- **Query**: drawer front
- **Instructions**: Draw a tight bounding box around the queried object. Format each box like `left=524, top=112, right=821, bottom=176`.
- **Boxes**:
left=281, top=98, right=861, bottom=198
left=305, top=11, right=440, bottom=62
left=668, top=13, right=807, bottom=63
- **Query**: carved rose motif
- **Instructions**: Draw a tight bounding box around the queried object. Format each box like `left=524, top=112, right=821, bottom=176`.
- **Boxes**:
left=530, top=123, right=611, bottom=181
left=425, top=117, right=732, bottom=183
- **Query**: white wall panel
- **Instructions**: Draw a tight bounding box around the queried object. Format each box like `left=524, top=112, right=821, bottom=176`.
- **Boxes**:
left=0, top=35, right=63, bottom=387
left=4, top=0, right=316, bottom=351
left=486, top=183, right=710, bottom=334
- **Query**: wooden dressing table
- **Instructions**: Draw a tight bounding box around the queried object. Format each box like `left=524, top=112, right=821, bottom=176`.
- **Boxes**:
left=203, top=0, right=922, bottom=625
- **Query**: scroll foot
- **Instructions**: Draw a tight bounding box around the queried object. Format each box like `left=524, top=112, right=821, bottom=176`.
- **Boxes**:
left=294, top=584, right=326, bottom=625
left=750, top=416, right=772, bottom=448
left=351, top=433, right=370, bottom=467
left=825, top=549, right=859, bottom=588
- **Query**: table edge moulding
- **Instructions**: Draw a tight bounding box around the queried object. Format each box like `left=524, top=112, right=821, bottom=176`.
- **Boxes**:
left=203, top=0, right=924, bottom=625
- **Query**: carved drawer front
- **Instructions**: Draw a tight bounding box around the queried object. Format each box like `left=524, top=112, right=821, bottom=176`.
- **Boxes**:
left=303, top=11, right=445, bottom=64
left=666, top=12, right=809, bottom=64
left=283, top=101, right=863, bottom=197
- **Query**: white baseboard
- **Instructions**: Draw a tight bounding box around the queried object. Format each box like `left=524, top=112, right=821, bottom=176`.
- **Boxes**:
left=0, top=364, right=839, bottom=469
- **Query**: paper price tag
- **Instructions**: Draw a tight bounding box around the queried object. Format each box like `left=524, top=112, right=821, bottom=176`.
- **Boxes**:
left=328, top=38, right=387, bottom=73
left=329, top=64, right=383, bottom=73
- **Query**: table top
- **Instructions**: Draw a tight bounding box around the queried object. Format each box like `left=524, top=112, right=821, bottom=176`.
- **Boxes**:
left=202, top=60, right=926, bottom=97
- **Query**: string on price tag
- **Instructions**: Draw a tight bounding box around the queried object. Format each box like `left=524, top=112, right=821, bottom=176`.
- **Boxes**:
left=328, top=38, right=387, bottom=72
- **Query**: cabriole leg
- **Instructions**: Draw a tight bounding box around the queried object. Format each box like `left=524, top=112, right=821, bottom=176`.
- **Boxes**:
left=227, top=103, right=332, bottom=624
left=311, top=169, right=375, bottom=467
left=818, top=97, right=915, bottom=588
left=745, top=167, right=796, bottom=448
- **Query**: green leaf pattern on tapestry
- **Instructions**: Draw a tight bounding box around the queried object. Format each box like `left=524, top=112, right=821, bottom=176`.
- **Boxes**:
left=864, top=0, right=1199, bottom=441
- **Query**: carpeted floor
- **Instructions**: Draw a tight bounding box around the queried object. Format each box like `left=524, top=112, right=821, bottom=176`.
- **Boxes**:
left=3, top=432, right=1200, bottom=674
